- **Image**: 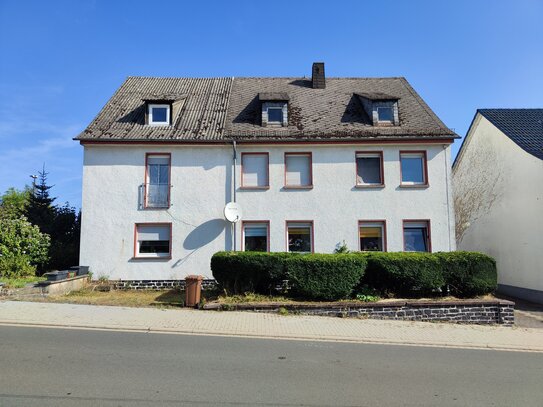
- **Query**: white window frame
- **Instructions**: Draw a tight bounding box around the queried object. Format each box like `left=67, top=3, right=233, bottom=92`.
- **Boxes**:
left=267, top=106, right=284, bottom=124
left=286, top=221, right=314, bottom=253
left=134, top=223, right=172, bottom=259
left=359, top=221, right=386, bottom=252
left=400, top=151, right=428, bottom=186
left=148, top=103, right=171, bottom=126
left=403, top=220, right=431, bottom=253
left=241, top=153, right=269, bottom=189
left=377, top=106, right=394, bottom=123
left=356, top=152, right=384, bottom=187
left=242, top=221, right=270, bottom=252
left=144, top=154, right=171, bottom=209
left=284, top=152, right=313, bottom=188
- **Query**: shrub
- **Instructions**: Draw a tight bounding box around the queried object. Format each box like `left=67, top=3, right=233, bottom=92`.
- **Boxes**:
left=435, top=251, right=497, bottom=297
left=0, top=253, right=35, bottom=279
left=285, top=253, right=367, bottom=300
left=211, top=251, right=289, bottom=294
left=0, top=214, right=50, bottom=278
left=360, top=252, right=444, bottom=297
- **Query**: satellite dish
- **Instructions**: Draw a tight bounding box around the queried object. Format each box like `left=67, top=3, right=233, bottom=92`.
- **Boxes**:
left=224, top=202, right=242, bottom=223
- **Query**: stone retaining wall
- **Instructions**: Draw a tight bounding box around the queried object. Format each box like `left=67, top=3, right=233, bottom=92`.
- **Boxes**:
left=204, top=300, right=515, bottom=325
left=113, top=279, right=218, bottom=291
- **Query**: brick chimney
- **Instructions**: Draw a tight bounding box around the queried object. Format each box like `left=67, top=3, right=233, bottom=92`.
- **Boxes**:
left=312, top=62, right=325, bottom=89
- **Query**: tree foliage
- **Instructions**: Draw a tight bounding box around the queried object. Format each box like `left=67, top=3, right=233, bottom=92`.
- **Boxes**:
left=0, top=187, right=31, bottom=218
left=0, top=213, right=50, bottom=278
left=24, top=167, right=80, bottom=272
left=0, top=166, right=81, bottom=276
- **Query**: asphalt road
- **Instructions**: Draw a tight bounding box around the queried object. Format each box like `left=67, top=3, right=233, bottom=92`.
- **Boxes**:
left=0, top=326, right=542, bottom=407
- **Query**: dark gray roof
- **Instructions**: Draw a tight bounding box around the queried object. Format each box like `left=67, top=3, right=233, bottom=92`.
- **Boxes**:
left=78, top=77, right=233, bottom=141
left=355, top=91, right=398, bottom=100
left=479, top=109, right=543, bottom=160
left=258, top=92, right=290, bottom=101
left=76, top=76, right=456, bottom=143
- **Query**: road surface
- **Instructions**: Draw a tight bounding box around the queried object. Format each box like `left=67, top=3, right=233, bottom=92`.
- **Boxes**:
left=0, top=325, right=541, bottom=406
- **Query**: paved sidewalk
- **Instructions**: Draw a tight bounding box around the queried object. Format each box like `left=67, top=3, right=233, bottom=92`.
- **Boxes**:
left=1, top=301, right=542, bottom=352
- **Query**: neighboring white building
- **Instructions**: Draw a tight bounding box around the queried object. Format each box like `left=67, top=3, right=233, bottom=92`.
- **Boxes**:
left=76, top=63, right=458, bottom=284
left=453, top=109, right=543, bottom=304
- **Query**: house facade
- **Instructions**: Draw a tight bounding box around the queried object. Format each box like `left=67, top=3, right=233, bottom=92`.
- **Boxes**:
left=77, top=63, right=457, bottom=282
left=453, top=109, right=543, bottom=304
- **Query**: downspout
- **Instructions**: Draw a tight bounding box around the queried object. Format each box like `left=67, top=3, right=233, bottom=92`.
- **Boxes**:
left=232, top=140, right=237, bottom=251
left=444, top=144, right=452, bottom=251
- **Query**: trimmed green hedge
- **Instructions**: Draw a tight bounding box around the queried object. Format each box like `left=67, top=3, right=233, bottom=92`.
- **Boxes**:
left=211, top=252, right=366, bottom=300
left=211, top=250, right=497, bottom=300
left=360, top=252, right=444, bottom=297
left=435, top=251, right=497, bottom=297
left=211, top=251, right=289, bottom=294
left=285, top=254, right=367, bottom=300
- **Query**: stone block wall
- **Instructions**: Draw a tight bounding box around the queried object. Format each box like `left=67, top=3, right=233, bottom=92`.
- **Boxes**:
left=113, top=279, right=218, bottom=291
left=206, top=300, right=515, bottom=325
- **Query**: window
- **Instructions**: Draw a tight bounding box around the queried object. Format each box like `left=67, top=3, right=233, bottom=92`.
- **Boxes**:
left=356, top=152, right=384, bottom=186
left=134, top=223, right=171, bottom=258
left=359, top=221, right=386, bottom=251
left=148, top=104, right=170, bottom=125
left=377, top=106, right=394, bottom=122
left=261, top=101, right=288, bottom=127
left=287, top=221, right=313, bottom=253
left=145, top=154, right=171, bottom=208
left=285, top=153, right=312, bottom=188
left=400, top=151, right=428, bottom=186
left=403, top=221, right=431, bottom=252
left=267, top=107, right=283, bottom=124
left=241, top=153, right=269, bottom=188
left=243, top=222, right=269, bottom=252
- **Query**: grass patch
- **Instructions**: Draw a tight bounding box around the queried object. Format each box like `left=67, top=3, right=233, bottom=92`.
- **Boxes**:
left=1, top=276, right=46, bottom=288
left=43, top=286, right=186, bottom=308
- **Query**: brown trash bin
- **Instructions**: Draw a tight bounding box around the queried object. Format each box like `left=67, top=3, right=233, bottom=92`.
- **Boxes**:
left=185, top=275, right=203, bottom=307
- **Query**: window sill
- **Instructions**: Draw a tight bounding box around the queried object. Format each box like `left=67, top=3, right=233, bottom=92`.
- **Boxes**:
left=143, top=206, right=171, bottom=210
left=354, top=184, right=385, bottom=189
left=131, top=256, right=172, bottom=261
left=399, top=184, right=429, bottom=189
left=283, top=185, right=313, bottom=190
left=239, top=186, right=270, bottom=190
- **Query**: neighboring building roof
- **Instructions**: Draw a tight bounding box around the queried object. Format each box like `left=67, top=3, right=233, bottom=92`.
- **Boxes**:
left=479, top=109, right=543, bottom=160
left=76, top=75, right=457, bottom=143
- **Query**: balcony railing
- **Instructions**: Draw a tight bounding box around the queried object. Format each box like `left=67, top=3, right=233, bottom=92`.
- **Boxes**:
left=144, top=183, right=170, bottom=208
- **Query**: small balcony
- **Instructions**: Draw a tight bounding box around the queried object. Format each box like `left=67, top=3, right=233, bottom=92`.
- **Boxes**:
left=142, top=183, right=170, bottom=208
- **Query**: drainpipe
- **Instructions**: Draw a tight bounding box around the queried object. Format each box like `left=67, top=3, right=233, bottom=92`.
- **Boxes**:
left=232, top=140, right=237, bottom=251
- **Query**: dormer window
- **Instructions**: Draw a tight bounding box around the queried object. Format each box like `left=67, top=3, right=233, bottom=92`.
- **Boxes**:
left=355, top=93, right=400, bottom=126
left=148, top=104, right=170, bottom=126
left=267, top=106, right=284, bottom=124
left=377, top=106, right=394, bottom=123
left=259, top=93, right=289, bottom=127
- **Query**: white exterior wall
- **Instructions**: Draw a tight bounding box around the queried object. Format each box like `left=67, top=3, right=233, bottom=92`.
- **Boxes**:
left=453, top=115, right=543, bottom=299
left=81, top=143, right=455, bottom=280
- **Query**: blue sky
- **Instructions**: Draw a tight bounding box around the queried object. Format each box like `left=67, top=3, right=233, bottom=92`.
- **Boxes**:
left=1, top=0, right=542, bottom=209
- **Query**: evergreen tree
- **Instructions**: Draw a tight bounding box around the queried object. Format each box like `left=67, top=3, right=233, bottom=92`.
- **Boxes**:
left=21, top=165, right=81, bottom=272
left=26, top=165, right=56, bottom=237
left=49, top=204, right=80, bottom=270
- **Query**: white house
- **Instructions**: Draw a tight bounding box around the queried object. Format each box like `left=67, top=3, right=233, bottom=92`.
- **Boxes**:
left=453, top=109, right=543, bottom=304
left=76, top=63, right=458, bottom=285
